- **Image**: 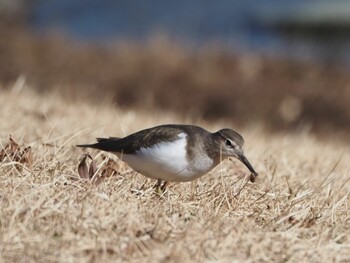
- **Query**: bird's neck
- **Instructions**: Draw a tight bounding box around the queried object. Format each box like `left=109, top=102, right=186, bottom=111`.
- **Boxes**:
left=202, top=133, right=225, bottom=164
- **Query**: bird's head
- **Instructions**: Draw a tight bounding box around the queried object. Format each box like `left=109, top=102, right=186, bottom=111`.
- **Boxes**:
left=215, top=129, right=258, bottom=178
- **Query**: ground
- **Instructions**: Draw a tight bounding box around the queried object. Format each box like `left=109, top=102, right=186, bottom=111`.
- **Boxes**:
left=0, top=86, right=349, bottom=262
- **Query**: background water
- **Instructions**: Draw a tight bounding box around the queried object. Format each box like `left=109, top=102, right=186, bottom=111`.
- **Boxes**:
left=29, top=0, right=350, bottom=63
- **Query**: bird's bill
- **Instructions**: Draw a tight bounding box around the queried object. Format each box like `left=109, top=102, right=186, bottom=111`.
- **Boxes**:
left=237, top=153, right=258, bottom=176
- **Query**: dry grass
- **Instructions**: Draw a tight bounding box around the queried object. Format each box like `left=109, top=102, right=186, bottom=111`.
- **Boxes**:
left=0, top=86, right=349, bottom=263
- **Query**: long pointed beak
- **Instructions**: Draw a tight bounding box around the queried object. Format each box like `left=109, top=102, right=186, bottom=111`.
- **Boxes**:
left=237, top=152, right=258, bottom=181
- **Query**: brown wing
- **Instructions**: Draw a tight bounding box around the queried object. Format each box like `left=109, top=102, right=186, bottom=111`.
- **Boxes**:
left=77, top=124, right=206, bottom=154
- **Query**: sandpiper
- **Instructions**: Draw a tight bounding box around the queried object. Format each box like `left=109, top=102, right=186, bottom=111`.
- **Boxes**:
left=77, top=124, right=258, bottom=191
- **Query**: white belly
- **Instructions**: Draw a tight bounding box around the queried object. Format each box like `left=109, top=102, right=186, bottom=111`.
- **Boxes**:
left=118, top=133, right=215, bottom=182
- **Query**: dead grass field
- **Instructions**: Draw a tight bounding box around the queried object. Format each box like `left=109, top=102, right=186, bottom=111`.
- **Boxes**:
left=0, top=86, right=349, bottom=263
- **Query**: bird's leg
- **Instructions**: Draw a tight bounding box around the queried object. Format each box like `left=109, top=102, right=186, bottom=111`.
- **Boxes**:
left=154, top=179, right=167, bottom=194
left=139, top=179, right=148, bottom=191
left=160, top=181, right=168, bottom=192
left=155, top=179, right=163, bottom=189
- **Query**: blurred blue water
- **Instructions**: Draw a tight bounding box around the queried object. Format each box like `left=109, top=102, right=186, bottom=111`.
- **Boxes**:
left=30, top=0, right=350, bottom=63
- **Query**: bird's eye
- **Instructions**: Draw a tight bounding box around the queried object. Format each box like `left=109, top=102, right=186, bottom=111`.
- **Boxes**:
left=225, top=139, right=232, bottom=147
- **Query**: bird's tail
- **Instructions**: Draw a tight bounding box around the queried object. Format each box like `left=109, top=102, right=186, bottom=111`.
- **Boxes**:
left=76, top=143, right=99, bottom=149
left=77, top=137, right=121, bottom=152
left=96, top=137, right=120, bottom=143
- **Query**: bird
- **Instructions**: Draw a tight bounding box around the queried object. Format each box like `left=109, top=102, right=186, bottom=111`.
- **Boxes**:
left=77, top=124, right=258, bottom=191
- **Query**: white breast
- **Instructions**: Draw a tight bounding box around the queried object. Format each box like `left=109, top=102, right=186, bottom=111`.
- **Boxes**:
left=119, top=133, right=214, bottom=182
